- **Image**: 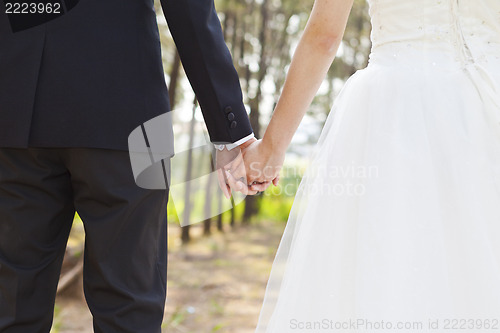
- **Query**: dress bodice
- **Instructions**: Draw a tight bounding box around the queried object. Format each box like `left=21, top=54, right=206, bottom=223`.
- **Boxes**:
left=367, top=0, right=500, bottom=68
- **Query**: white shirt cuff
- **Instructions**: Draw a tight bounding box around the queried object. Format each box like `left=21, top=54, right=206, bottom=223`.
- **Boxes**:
left=214, top=133, right=255, bottom=151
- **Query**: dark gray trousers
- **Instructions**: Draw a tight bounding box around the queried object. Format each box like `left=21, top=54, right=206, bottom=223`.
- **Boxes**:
left=0, top=148, right=169, bottom=333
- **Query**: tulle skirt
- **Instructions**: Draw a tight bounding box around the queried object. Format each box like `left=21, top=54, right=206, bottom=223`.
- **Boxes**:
left=255, top=52, right=500, bottom=332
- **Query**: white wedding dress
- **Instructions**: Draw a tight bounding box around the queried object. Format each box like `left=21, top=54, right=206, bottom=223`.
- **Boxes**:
left=255, top=0, right=500, bottom=332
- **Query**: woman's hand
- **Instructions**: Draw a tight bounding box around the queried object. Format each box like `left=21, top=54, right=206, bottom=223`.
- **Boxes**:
left=242, top=139, right=285, bottom=190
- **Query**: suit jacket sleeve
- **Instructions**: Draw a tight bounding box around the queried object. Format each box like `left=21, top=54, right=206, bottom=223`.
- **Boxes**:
left=160, top=0, right=253, bottom=144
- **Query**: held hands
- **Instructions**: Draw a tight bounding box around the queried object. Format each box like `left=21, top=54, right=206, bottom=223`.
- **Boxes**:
left=216, top=138, right=284, bottom=198
left=215, top=138, right=271, bottom=198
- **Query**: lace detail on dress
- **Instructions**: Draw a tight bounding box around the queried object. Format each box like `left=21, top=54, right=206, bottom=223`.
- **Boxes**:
left=367, top=0, right=500, bottom=69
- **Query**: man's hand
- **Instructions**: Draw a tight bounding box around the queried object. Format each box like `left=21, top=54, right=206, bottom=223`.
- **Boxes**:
left=215, top=138, right=270, bottom=199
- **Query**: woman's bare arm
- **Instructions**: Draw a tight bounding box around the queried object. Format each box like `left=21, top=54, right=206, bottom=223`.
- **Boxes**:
left=242, top=0, right=354, bottom=184
left=264, top=0, right=354, bottom=153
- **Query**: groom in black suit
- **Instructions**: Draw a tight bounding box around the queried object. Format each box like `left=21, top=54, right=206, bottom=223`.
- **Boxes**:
left=0, top=0, right=256, bottom=332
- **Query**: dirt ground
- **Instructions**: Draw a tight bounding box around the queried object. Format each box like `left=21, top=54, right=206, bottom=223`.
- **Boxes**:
left=52, top=221, right=285, bottom=333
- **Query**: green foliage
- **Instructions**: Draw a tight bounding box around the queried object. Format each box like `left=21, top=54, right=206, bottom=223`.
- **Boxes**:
left=258, top=193, right=295, bottom=223
left=164, top=306, right=188, bottom=328
left=50, top=305, right=62, bottom=333
left=209, top=299, right=225, bottom=315
left=211, top=323, right=225, bottom=332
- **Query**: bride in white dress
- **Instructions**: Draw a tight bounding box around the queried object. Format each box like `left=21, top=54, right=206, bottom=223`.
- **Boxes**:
left=240, top=0, right=500, bottom=331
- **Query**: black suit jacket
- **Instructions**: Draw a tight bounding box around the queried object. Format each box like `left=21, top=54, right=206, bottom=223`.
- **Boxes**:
left=0, top=0, right=252, bottom=150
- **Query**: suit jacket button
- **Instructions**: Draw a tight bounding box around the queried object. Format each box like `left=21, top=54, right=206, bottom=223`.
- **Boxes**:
left=227, top=112, right=235, bottom=121
left=230, top=121, right=237, bottom=129
left=224, top=106, right=233, bottom=114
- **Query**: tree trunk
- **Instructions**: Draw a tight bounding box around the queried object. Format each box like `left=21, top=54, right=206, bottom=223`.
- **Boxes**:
left=230, top=196, right=236, bottom=228
left=243, top=0, right=270, bottom=223
left=181, top=97, right=198, bottom=244
left=217, top=197, right=223, bottom=232
left=168, top=50, right=181, bottom=108
left=202, top=153, right=215, bottom=236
